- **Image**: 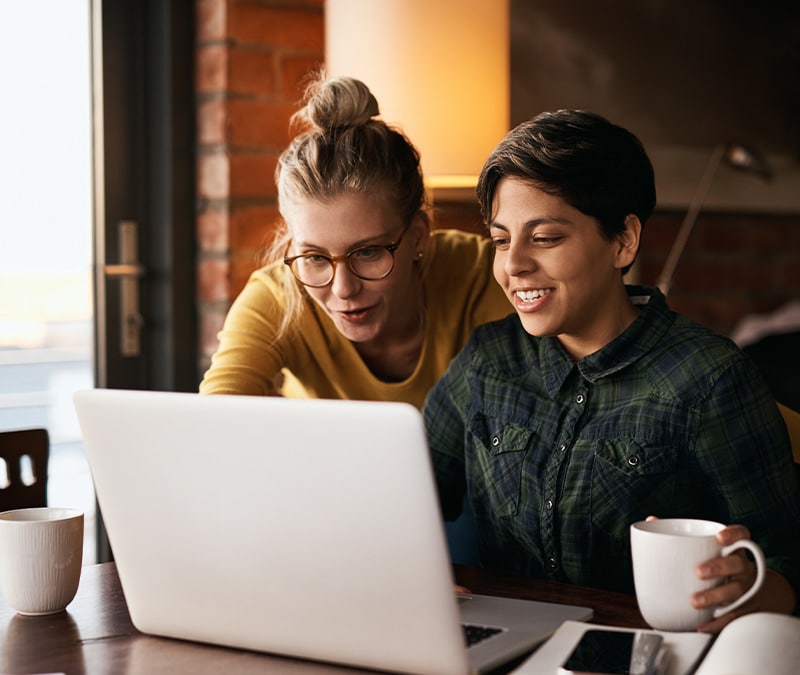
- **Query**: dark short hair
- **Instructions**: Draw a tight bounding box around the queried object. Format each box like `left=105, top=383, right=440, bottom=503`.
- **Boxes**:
left=477, top=109, right=656, bottom=254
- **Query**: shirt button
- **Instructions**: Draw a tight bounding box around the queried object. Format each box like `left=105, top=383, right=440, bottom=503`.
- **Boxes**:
left=491, top=435, right=501, bottom=447
left=576, top=394, right=585, bottom=404
left=548, top=556, right=558, bottom=569
left=559, top=444, right=567, bottom=453
left=545, top=499, right=554, bottom=510
left=627, top=455, right=640, bottom=467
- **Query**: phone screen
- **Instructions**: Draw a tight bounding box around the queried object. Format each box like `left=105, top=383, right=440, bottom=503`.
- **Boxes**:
left=560, top=629, right=664, bottom=675
left=561, top=630, right=636, bottom=674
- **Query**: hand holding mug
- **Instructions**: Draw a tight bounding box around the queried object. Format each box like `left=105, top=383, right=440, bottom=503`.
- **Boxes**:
left=630, top=518, right=766, bottom=632
left=691, top=523, right=764, bottom=631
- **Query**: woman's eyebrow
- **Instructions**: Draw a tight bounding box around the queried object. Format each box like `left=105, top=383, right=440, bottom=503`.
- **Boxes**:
left=488, top=216, right=573, bottom=230
left=293, top=232, right=387, bottom=251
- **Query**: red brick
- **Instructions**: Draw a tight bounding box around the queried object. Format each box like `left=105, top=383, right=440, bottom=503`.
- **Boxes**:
left=229, top=153, right=278, bottom=198
left=699, top=218, right=750, bottom=253
left=279, top=55, right=325, bottom=102
left=228, top=4, right=323, bottom=51
left=196, top=45, right=228, bottom=93
left=198, top=153, right=230, bottom=200
left=196, top=0, right=226, bottom=42
left=197, top=98, right=227, bottom=145
left=230, top=204, right=281, bottom=250
left=197, top=209, right=230, bottom=252
left=228, top=99, right=295, bottom=148
left=642, top=212, right=681, bottom=252
left=229, top=47, right=277, bottom=96
left=197, top=258, right=231, bottom=303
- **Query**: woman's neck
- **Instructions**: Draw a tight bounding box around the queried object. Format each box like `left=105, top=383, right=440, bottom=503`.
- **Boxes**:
left=355, top=283, right=427, bottom=382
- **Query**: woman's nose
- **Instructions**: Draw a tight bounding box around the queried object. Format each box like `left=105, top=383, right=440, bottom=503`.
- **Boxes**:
left=329, top=262, right=362, bottom=298
left=504, top=240, right=536, bottom=277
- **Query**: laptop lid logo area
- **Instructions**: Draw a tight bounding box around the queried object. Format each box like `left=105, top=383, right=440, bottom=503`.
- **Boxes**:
left=74, top=389, right=591, bottom=675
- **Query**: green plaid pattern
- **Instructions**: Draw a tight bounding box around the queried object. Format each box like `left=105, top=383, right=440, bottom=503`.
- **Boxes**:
left=424, top=286, right=800, bottom=605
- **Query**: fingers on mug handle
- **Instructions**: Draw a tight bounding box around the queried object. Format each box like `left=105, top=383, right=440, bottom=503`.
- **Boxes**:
left=712, top=539, right=766, bottom=618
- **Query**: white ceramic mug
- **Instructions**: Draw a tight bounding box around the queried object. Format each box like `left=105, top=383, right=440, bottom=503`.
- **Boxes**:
left=0, top=507, right=84, bottom=615
left=630, top=518, right=766, bottom=632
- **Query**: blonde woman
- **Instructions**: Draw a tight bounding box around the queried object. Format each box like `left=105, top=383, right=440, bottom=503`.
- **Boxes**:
left=200, top=74, right=511, bottom=409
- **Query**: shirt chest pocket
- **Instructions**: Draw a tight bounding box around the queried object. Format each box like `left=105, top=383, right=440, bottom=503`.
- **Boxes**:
left=467, top=416, right=534, bottom=518
left=590, top=440, right=678, bottom=540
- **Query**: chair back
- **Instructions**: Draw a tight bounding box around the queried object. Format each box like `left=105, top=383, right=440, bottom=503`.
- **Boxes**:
left=0, top=428, right=49, bottom=511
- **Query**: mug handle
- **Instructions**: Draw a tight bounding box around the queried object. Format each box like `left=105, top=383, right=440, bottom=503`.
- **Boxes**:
left=712, top=539, right=767, bottom=618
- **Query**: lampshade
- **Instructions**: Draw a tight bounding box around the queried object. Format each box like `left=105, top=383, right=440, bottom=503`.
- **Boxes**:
left=325, top=0, right=510, bottom=190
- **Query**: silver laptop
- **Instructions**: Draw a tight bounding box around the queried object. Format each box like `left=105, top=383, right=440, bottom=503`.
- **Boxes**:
left=73, top=389, right=592, bottom=675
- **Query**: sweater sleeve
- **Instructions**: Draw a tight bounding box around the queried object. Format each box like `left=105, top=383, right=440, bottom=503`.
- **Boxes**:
left=199, top=266, right=289, bottom=396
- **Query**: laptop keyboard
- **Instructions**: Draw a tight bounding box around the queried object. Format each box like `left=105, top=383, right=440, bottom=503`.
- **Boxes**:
left=462, top=623, right=504, bottom=646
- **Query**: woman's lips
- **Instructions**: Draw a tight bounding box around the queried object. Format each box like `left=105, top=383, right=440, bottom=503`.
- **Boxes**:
left=513, top=287, right=554, bottom=311
left=335, top=306, right=375, bottom=323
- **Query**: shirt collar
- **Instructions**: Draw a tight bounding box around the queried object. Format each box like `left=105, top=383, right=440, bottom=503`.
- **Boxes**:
left=538, top=285, right=673, bottom=395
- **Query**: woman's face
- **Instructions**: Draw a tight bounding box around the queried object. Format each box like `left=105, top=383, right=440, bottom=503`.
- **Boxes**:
left=489, top=177, right=640, bottom=359
left=285, top=191, right=427, bottom=345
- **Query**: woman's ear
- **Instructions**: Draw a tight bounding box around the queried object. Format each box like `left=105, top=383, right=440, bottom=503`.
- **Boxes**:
left=615, top=214, right=641, bottom=271
left=412, top=212, right=430, bottom=258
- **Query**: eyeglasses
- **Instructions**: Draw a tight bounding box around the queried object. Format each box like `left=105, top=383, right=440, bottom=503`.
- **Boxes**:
left=283, top=224, right=411, bottom=288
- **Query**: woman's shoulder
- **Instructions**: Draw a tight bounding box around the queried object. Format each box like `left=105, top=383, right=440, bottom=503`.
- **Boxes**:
left=427, top=227, right=491, bottom=255
left=424, top=228, right=494, bottom=276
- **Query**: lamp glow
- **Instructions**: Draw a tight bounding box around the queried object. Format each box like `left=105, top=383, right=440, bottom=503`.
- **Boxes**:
left=325, top=0, right=510, bottom=191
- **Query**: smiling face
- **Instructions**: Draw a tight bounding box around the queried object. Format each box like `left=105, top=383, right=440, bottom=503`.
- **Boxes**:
left=284, top=190, right=427, bottom=346
left=489, top=177, right=641, bottom=360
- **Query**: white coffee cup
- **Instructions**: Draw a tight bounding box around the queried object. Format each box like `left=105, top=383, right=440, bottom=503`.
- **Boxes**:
left=0, top=507, right=84, bottom=615
left=630, top=518, right=766, bottom=632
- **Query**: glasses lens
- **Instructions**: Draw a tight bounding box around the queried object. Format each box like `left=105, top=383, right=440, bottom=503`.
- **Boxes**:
left=348, top=246, right=394, bottom=280
left=291, top=256, right=334, bottom=287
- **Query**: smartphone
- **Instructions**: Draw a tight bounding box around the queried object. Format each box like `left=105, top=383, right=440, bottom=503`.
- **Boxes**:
left=557, top=629, right=664, bottom=675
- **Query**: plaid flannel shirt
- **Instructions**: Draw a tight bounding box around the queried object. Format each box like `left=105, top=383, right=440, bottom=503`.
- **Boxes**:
left=424, top=285, right=800, bottom=607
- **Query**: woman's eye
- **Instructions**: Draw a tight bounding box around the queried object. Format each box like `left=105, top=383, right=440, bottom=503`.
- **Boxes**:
left=533, top=235, right=562, bottom=245
left=303, top=255, right=329, bottom=266
left=491, top=237, right=510, bottom=249
left=351, top=246, right=382, bottom=260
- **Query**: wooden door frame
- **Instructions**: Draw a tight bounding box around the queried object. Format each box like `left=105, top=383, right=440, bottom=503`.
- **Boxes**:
left=91, top=0, right=197, bottom=561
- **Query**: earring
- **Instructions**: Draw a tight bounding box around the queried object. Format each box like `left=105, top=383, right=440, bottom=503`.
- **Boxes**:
left=415, top=251, right=424, bottom=260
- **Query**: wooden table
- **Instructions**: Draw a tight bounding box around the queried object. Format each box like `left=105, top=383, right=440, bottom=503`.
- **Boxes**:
left=0, top=562, right=646, bottom=674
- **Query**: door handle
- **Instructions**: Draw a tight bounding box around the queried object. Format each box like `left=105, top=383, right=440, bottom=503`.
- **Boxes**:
left=104, top=221, right=144, bottom=357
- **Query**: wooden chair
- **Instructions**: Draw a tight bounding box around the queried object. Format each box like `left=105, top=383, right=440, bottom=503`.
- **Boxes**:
left=777, top=403, right=800, bottom=486
left=0, top=428, right=49, bottom=511
left=777, top=403, right=800, bottom=465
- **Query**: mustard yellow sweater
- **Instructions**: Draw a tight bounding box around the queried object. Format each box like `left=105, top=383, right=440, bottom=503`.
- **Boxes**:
left=199, top=229, right=512, bottom=409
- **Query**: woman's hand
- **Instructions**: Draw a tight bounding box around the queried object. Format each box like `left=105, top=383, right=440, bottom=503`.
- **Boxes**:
left=643, top=517, right=795, bottom=634
left=692, top=524, right=760, bottom=633
left=693, top=524, right=796, bottom=633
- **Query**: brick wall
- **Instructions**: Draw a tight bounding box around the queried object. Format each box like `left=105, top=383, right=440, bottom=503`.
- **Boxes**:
left=639, top=211, right=800, bottom=336
left=194, top=0, right=800, bottom=381
left=195, top=0, right=324, bottom=374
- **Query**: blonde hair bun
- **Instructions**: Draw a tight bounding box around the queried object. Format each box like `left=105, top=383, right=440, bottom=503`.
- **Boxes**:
left=296, top=75, right=380, bottom=132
